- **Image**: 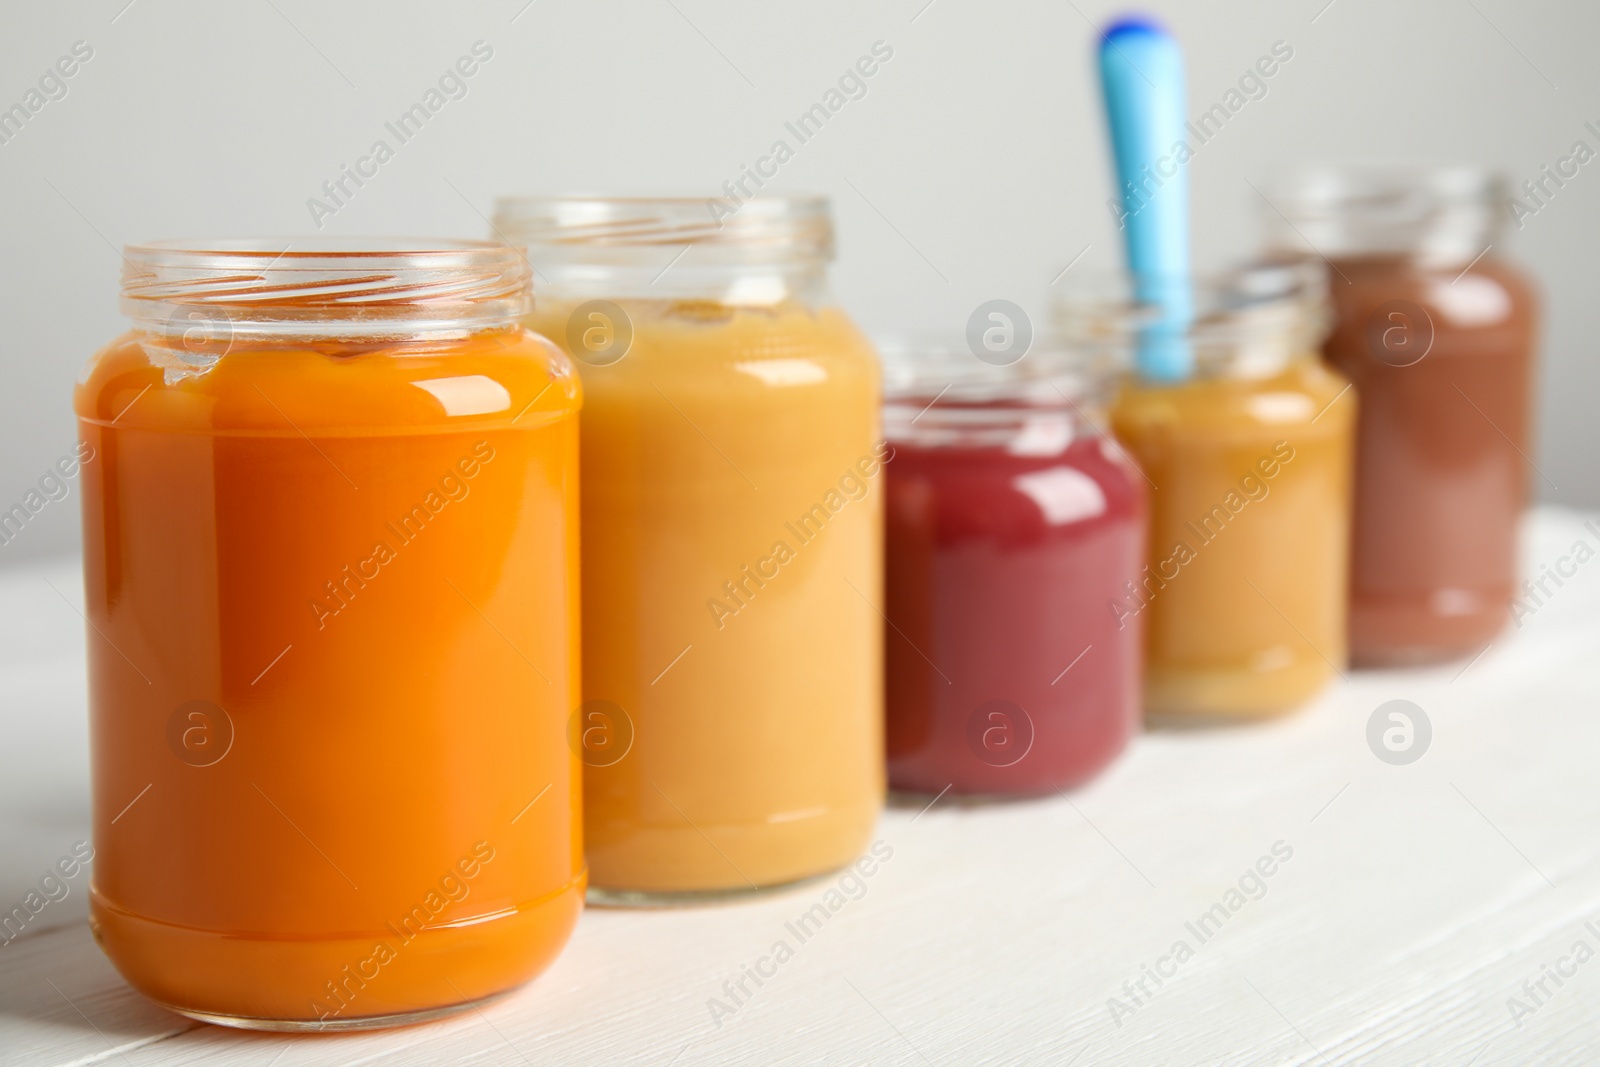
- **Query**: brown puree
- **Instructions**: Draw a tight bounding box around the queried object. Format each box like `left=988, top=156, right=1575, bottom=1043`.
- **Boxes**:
left=1321, top=252, right=1538, bottom=665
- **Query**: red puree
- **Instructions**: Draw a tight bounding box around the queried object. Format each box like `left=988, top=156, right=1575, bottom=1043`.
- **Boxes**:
left=884, top=431, right=1145, bottom=795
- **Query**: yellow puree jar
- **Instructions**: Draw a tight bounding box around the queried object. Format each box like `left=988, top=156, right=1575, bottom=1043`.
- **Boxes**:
left=1061, top=264, right=1355, bottom=719
left=492, top=197, right=884, bottom=901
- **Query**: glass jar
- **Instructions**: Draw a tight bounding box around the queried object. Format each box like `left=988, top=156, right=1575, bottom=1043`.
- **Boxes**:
left=1060, top=265, right=1356, bottom=719
left=76, top=240, right=583, bottom=1030
left=880, top=342, right=1145, bottom=794
left=492, top=197, right=883, bottom=901
left=1263, top=167, right=1540, bottom=666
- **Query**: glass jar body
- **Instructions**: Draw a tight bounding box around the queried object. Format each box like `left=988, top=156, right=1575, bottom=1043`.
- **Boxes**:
left=525, top=295, right=885, bottom=899
left=76, top=324, right=584, bottom=1029
left=1262, top=166, right=1540, bottom=665
left=1320, top=252, right=1538, bottom=665
left=1110, top=356, right=1354, bottom=718
left=882, top=404, right=1145, bottom=795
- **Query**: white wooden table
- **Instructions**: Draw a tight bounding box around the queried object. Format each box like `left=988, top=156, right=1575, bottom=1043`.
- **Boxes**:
left=3, top=508, right=1598, bottom=1066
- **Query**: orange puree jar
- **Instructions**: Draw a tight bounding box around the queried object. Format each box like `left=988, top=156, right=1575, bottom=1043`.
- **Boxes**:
left=76, top=240, right=584, bottom=1030
left=493, top=197, right=884, bottom=901
left=1062, top=265, right=1355, bottom=719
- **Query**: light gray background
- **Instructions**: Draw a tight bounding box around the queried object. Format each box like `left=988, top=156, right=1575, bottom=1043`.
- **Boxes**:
left=2, top=0, right=1595, bottom=561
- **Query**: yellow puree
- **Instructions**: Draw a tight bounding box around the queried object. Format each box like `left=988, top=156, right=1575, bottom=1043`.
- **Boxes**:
left=1111, top=357, right=1355, bottom=718
left=529, top=298, right=885, bottom=893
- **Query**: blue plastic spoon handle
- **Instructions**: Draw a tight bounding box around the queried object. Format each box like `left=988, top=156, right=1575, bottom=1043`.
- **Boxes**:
left=1099, top=16, right=1193, bottom=382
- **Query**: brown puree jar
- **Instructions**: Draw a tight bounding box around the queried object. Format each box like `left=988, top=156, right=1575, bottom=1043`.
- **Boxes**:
left=1264, top=168, right=1539, bottom=666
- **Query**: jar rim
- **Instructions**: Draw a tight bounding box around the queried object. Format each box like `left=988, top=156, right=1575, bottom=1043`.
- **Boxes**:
left=121, top=237, right=533, bottom=339
left=878, top=336, right=1102, bottom=407
left=1265, top=164, right=1506, bottom=207
left=1261, top=165, right=1507, bottom=260
left=492, top=196, right=834, bottom=257
left=124, top=236, right=527, bottom=263
left=1051, top=262, right=1328, bottom=381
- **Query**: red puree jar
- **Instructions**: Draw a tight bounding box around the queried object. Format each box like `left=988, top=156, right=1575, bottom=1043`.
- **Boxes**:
left=880, top=342, right=1146, bottom=796
left=1265, top=168, right=1540, bottom=666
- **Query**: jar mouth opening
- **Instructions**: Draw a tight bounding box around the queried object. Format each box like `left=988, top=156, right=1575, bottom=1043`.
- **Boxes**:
left=492, top=196, right=835, bottom=258
left=1262, top=165, right=1507, bottom=261
left=879, top=338, right=1104, bottom=450
left=121, top=238, right=533, bottom=339
left=1270, top=164, right=1504, bottom=200
left=1051, top=263, right=1327, bottom=380
left=878, top=336, right=1103, bottom=409
left=125, top=236, right=528, bottom=264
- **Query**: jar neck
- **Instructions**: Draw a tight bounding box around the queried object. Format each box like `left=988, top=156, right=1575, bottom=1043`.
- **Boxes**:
left=120, top=240, right=533, bottom=346
left=1054, top=262, right=1327, bottom=383
left=1264, top=167, right=1505, bottom=266
left=885, top=399, right=1098, bottom=453
left=880, top=340, right=1110, bottom=451
left=494, top=196, right=834, bottom=306
left=531, top=259, right=832, bottom=307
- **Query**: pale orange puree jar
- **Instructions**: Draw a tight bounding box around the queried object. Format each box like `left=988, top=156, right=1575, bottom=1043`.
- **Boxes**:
left=492, top=197, right=884, bottom=902
left=76, top=240, right=584, bottom=1030
left=1060, top=264, right=1355, bottom=719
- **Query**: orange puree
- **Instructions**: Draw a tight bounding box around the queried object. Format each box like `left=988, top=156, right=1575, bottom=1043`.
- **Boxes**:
left=1110, top=357, right=1354, bottom=718
left=76, top=324, right=584, bottom=1027
left=528, top=298, right=884, bottom=897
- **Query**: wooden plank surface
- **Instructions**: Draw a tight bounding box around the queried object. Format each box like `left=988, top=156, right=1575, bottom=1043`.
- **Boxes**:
left=2, top=510, right=1598, bottom=1065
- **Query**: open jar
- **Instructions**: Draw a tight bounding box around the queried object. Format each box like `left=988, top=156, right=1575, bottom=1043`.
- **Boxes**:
left=1059, top=264, right=1355, bottom=719
left=1262, top=167, right=1539, bottom=665
left=880, top=341, right=1146, bottom=794
left=492, top=197, right=884, bottom=901
left=76, top=240, right=583, bottom=1029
